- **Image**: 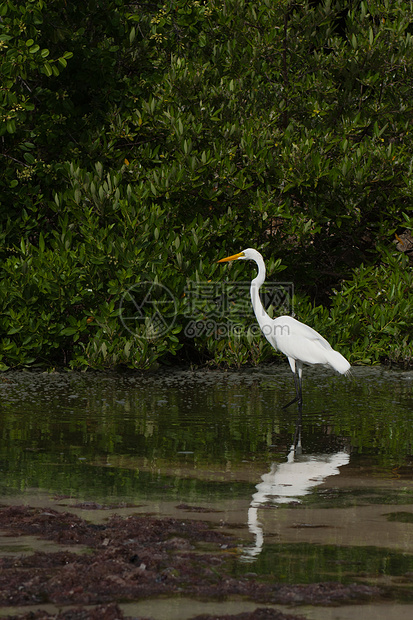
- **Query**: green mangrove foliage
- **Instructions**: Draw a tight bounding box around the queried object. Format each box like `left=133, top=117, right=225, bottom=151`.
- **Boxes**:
left=297, top=250, right=413, bottom=366
left=1, top=0, right=413, bottom=369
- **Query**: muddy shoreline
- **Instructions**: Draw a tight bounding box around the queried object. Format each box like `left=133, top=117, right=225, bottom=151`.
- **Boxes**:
left=0, top=503, right=382, bottom=620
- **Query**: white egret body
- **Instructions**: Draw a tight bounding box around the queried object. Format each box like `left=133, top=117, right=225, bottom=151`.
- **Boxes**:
left=218, top=248, right=350, bottom=431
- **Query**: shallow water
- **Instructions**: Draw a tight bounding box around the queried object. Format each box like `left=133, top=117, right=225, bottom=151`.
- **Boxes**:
left=0, top=365, right=413, bottom=618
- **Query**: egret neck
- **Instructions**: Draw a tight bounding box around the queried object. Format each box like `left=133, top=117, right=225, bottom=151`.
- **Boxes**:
left=249, top=252, right=271, bottom=333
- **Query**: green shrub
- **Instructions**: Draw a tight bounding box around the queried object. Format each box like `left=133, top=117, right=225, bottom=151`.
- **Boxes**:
left=296, top=249, right=413, bottom=367
left=2, top=1, right=413, bottom=369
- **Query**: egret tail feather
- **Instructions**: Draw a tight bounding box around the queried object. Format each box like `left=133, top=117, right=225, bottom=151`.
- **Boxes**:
left=327, top=350, right=351, bottom=375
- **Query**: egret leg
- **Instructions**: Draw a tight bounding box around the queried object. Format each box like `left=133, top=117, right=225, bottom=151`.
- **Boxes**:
left=293, top=420, right=302, bottom=455
left=283, top=364, right=303, bottom=450
left=283, top=371, right=303, bottom=410
left=294, top=384, right=303, bottom=447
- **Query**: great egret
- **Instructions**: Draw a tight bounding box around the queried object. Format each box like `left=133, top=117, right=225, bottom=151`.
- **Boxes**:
left=218, top=248, right=350, bottom=435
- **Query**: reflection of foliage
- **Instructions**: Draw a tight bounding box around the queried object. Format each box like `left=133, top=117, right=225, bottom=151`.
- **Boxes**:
left=0, top=369, right=412, bottom=501
left=304, top=486, right=413, bottom=510
left=1, top=1, right=413, bottom=369
left=385, top=512, right=413, bottom=523
left=234, top=542, right=413, bottom=584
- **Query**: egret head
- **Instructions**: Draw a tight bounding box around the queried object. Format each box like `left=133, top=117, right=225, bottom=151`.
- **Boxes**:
left=218, top=248, right=262, bottom=263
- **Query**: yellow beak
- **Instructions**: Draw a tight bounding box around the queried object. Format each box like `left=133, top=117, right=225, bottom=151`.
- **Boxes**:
left=217, top=251, right=244, bottom=263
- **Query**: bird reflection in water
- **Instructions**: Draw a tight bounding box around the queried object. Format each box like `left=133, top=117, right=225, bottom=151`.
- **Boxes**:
left=241, top=435, right=350, bottom=561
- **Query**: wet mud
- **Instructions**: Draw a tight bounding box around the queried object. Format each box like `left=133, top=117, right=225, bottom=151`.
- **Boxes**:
left=0, top=504, right=381, bottom=620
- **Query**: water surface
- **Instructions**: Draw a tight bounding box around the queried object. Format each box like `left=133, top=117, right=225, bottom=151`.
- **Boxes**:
left=0, top=365, right=413, bottom=618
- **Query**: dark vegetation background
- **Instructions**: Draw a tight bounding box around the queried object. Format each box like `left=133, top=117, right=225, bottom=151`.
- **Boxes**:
left=1, top=0, right=412, bottom=371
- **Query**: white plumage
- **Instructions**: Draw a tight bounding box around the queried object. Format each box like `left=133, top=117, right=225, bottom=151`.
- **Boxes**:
left=269, top=315, right=351, bottom=375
